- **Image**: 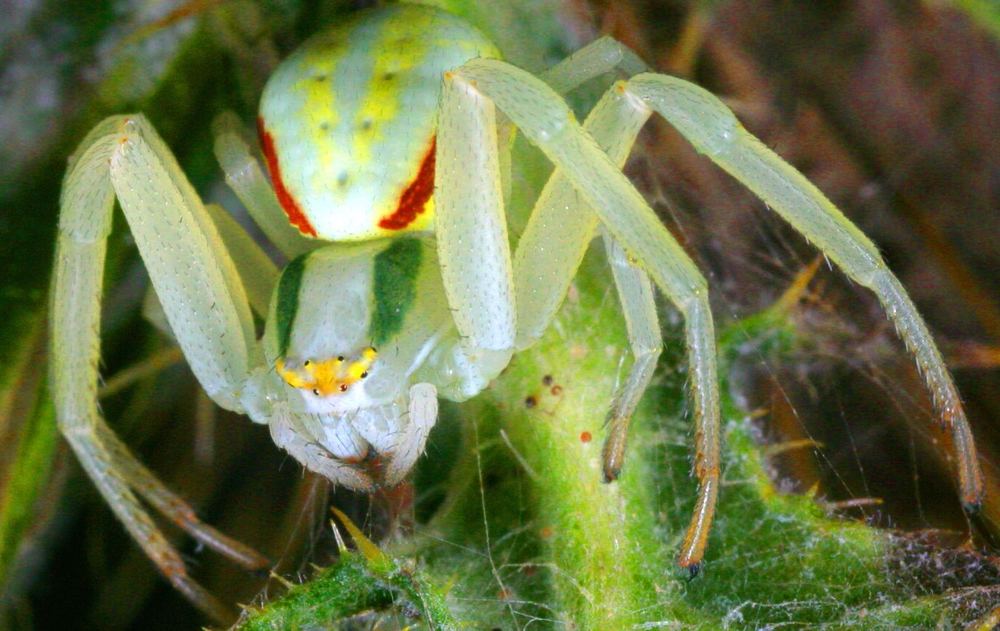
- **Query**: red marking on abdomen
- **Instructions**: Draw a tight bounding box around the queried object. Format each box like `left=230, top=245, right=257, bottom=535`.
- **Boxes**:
left=257, top=117, right=318, bottom=237
left=378, top=137, right=436, bottom=231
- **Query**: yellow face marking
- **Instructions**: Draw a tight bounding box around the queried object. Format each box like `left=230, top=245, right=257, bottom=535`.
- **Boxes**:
left=276, top=347, right=378, bottom=396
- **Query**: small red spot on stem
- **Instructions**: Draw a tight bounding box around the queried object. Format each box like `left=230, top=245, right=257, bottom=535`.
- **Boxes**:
left=580, top=431, right=592, bottom=443
left=378, top=137, right=436, bottom=231
left=257, top=118, right=317, bottom=237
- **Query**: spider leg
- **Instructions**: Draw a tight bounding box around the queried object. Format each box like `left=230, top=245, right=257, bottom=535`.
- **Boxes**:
left=139, top=201, right=277, bottom=336
left=107, top=116, right=257, bottom=404
left=445, top=63, right=722, bottom=570
left=90, top=421, right=269, bottom=571
left=437, top=59, right=668, bottom=491
left=212, top=112, right=315, bottom=259
left=53, top=115, right=266, bottom=620
left=511, top=81, right=662, bottom=482
left=621, top=73, right=983, bottom=509
left=513, top=71, right=651, bottom=347
left=601, top=232, right=662, bottom=482
left=539, top=35, right=648, bottom=93
left=383, top=383, right=439, bottom=487
left=496, top=36, right=648, bottom=227
left=434, top=72, right=516, bottom=380
left=267, top=403, right=377, bottom=491
left=203, top=201, right=278, bottom=317
left=450, top=57, right=982, bottom=569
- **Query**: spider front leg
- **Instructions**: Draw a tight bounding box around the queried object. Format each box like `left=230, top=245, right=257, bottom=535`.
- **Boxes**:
left=434, top=72, right=517, bottom=383
left=53, top=115, right=269, bottom=621
left=440, top=67, right=722, bottom=571
left=434, top=35, right=650, bottom=367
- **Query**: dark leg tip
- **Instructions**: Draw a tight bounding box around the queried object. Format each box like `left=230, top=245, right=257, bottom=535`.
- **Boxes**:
left=685, top=563, right=701, bottom=581
left=602, top=466, right=621, bottom=484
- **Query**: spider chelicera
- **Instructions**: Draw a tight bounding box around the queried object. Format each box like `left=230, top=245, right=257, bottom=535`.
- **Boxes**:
left=51, top=3, right=982, bottom=620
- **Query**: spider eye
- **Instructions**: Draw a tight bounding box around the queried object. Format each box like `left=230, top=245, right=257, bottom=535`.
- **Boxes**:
left=360, top=371, right=368, bottom=379
left=339, top=384, right=348, bottom=393
left=304, top=360, right=311, bottom=366
left=337, top=355, right=345, bottom=361
left=312, top=388, right=320, bottom=396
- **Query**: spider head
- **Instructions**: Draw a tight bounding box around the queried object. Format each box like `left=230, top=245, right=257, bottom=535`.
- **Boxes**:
left=275, top=347, right=377, bottom=399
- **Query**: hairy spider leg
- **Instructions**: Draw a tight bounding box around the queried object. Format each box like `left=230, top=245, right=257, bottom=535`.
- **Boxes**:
left=212, top=112, right=317, bottom=259
left=441, top=36, right=666, bottom=493
left=448, top=58, right=984, bottom=569
left=621, top=73, right=983, bottom=510
left=599, top=233, right=663, bottom=483
left=434, top=71, right=516, bottom=359
left=515, top=41, right=665, bottom=484
left=53, top=116, right=267, bottom=622
left=439, top=63, right=721, bottom=572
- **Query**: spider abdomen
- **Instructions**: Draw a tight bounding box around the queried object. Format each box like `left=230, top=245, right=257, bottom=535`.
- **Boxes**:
left=257, top=4, right=500, bottom=241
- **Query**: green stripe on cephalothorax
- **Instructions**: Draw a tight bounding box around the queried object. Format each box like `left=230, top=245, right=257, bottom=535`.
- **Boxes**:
left=275, top=251, right=310, bottom=357
left=369, top=237, right=423, bottom=347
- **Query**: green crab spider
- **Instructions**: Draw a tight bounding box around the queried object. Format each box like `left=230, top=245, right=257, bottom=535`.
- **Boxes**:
left=51, top=3, right=983, bottom=620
